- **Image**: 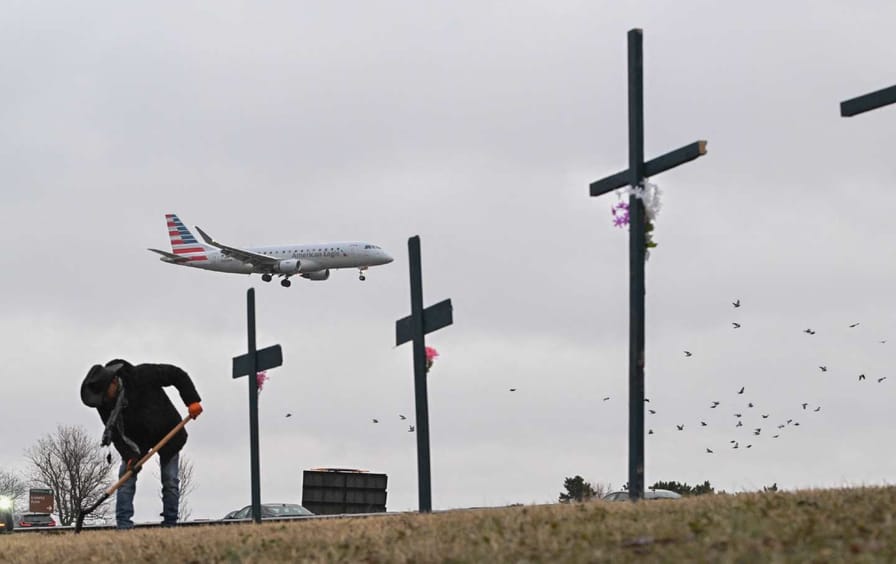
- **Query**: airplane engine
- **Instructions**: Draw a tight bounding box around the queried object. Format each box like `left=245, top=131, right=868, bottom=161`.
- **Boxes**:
left=301, top=269, right=330, bottom=281
left=275, top=259, right=301, bottom=275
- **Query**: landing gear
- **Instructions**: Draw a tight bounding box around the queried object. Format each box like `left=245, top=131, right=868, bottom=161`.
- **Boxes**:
left=261, top=274, right=272, bottom=282
left=281, top=278, right=292, bottom=288
left=359, top=274, right=366, bottom=281
left=359, top=267, right=367, bottom=281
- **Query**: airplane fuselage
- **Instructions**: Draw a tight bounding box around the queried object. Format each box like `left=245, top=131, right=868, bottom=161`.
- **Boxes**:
left=151, top=214, right=392, bottom=285
left=163, top=242, right=391, bottom=275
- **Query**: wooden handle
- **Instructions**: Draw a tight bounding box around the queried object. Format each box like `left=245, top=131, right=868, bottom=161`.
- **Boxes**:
left=104, top=415, right=192, bottom=495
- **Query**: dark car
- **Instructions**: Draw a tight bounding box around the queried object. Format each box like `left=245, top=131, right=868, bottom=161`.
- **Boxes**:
left=0, top=496, right=13, bottom=533
left=222, top=503, right=314, bottom=520
left=13, top=512, right=57, bottom=528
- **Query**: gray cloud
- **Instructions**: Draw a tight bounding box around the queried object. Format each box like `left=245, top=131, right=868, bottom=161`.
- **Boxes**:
left=1, top=2, right=894, bottom=521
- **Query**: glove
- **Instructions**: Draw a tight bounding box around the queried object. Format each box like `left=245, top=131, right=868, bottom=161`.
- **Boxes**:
left=188, top=402, right=203, bottom=419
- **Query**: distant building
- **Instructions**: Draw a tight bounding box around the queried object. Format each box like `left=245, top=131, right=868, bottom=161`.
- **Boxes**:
left=301, top=468, right=387, bottom=515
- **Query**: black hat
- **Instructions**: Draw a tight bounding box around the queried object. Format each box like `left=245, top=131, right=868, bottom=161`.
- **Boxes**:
left=80, top=363, right=123, bottom=408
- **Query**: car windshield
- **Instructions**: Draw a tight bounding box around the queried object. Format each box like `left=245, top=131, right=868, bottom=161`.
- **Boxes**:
left=265, top=504, right=311, bottom=516
left=18, top=513, right=54, bottom=524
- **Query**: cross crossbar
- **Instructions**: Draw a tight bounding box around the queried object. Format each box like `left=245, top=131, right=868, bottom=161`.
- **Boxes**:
left=589, top=140, right=707, bottom=197
left=395, top=299, right=453, bottom=346
left=233, top=345, right=283, bottom=378
left=840, top=84, right=896, bottom=117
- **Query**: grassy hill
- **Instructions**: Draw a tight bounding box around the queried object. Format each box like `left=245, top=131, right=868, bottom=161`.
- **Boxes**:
left=3, top=486, right=894, bottom=562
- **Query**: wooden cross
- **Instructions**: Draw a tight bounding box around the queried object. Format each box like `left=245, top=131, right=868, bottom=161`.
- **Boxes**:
left=232, top=287, right=283, bottom=523
left=840, top=84, right=896, bottom=117
left=589, top=29, right=707, bottom=501
left=395, top=235, right=453, bottom=512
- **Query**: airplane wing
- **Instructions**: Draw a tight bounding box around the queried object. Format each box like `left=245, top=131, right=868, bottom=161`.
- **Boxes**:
left=194, top=226, right=280, bottom=266
left=147, top=248, right=191, bottom=263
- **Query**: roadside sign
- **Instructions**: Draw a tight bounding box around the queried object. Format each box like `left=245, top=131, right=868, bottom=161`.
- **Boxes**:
left=29, top=489, right=53, bottom=513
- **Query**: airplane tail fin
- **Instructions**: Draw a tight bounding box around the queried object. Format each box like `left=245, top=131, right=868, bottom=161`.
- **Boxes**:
left=165, top=214, right=213, bottom=259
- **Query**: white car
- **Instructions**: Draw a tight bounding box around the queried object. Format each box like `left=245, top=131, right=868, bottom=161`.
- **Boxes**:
left=602, top=489, right=682, bottom=501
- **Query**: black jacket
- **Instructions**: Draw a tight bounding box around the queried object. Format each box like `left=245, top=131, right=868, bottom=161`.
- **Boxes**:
left=96, top=360, right=201, bottom=463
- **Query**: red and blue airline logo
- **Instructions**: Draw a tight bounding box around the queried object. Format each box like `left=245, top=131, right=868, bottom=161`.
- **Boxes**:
left=166, top=214, right=208, bottom=261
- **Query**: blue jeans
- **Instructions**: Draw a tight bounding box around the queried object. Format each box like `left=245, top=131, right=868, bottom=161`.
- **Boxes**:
left=116, top=452, right=180, bottom=529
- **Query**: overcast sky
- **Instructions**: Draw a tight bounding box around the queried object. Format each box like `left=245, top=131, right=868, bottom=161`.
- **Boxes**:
left=2, top=2, right=895, bottom=522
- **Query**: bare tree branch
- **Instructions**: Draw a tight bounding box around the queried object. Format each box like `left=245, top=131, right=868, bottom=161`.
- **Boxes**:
left=0, top=469, right=28, bottom=511
left=24, top=425, right=115, bottom=526
left=155, top=455, right=196, bottom=522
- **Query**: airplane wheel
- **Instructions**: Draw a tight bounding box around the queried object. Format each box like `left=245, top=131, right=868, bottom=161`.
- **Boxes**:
left=262, top=274, right=272, bottom=282
left=281, top=279, right=292, bottom=287
left=359, top=275, right=366, bottom=281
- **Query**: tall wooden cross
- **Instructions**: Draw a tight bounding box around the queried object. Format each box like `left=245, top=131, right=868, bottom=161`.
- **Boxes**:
left=840, top=84, right=896, bottom=117
left=395, top=235, right=453, bottom=512
left=232, top=287, right=283, bottom=523
left=589, top=29, right=707, bottom=501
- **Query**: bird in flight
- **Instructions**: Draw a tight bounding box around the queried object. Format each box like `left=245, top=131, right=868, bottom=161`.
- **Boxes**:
left=732, top=322, right=741, bottom=329
left=773, top=434, right=780, bottom=439
left=804, top=329, right=816, bottom=335
left=819, top=366, right=827, bottom=372
left=649, top=409, right=656, bottom=415
left=733, top=442, right=739, bottom=449
left=684, top=351, right=693, bottom=357
left=676, top=424, right=684, bottom=431
left=710, top=401, right=720, bottom=408
left=738, top=387, right=745, bottom=394
left=408, top=425, right=415, bottom=432
left=700, top=421, right=708, bottom=427
left=736, top=421, right=743, bottom=427
left=285, top=413, right=292, bottom=418
left=372, top=418, right=379, bottom=423
left=813, top=406, right=821, bottom=412
left=734, top=413, right=743, bottom=418
left=878, top=377, right=888, bottom=383
left=648, top=429, right=654, bottom=435
left=509, top=388, right=518, bottom=392
left=732, top=299, right=741, bottom=308
left=880, top=340, right=887, bottom=344
left=748, top=402, right=754, bottom=408
left=706, top=448, right=714, bottom=454
left=849, top=322, right=860, bottom=328
left=399, top=414, right=407, bottom=420
left=801, top=403, right=808, bottom=410
left=603, top=396, right=611, bottom=401
left=858, top=374, right=866, bottom=381
left=753, top=429, right=761, bottom=436
left=761, top=414, right=769, bottom=419
left=746, top=444, right=753, bottom=449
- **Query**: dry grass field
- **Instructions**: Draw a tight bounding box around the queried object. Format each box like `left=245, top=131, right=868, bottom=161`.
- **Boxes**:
left=2, top=486, right=894, bottom=563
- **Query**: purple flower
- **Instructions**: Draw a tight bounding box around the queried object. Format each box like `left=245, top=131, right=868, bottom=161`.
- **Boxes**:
left=611, top=201, right=630, bottom=227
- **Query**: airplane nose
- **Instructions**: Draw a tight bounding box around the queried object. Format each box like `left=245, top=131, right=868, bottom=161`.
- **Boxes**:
left=382, top=252, right=394, bottom=264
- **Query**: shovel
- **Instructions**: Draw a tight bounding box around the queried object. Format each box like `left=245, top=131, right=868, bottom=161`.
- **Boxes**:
left=75, top=414, right=193, bottom=533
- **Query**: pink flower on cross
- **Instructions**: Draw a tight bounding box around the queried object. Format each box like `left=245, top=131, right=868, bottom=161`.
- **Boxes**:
left=425, top=346, right=439, bottom=372
left=256, top=371, right=269, bottom=393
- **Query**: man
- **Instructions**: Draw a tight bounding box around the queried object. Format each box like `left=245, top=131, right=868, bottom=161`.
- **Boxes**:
left=80, top=359, right=203, bottom=529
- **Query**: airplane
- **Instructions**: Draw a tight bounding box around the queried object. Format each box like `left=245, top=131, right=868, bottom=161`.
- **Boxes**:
left=148, top=213, right=393, bottom=287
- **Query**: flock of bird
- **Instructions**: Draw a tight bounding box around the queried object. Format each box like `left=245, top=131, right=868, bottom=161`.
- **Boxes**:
left=341, top=298, right=888, bottom=445
left=671, top=298, right=887, bottom=454
left=591, top=298, right=890, bottom=455
left=369, top=414, right=416, bottom=433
